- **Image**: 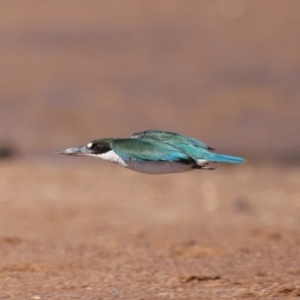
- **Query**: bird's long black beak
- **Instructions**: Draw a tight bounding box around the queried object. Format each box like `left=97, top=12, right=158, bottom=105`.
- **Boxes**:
left=56, top=145, right=91, bottom=156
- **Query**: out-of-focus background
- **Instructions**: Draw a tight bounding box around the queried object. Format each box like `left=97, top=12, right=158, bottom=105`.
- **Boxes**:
left=1, top=1, right=300, bottom=299
left=0, top=0, right=299, bottom=162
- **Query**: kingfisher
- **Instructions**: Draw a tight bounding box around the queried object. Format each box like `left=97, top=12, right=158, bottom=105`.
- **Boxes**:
left=56, top=130, right=246, bottom=174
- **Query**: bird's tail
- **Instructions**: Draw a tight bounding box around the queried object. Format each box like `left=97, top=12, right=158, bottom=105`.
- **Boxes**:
left=209, top=153, right=246, bottom=164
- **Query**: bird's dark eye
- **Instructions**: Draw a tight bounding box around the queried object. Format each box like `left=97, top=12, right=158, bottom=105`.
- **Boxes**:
left=87, top=142, right=111, bottom=154
left=92, top=144, right=101, bottom=150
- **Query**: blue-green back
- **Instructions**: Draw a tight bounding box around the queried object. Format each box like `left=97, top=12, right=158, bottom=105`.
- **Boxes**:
left=111, top=138, right=192, bottom=162
left=132, top=130, right=214, bottom=150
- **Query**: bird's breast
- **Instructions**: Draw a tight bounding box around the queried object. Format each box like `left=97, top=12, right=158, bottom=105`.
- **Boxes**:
left=97, top=150, right=194, bottom=174
left=124, top=160, right=194, bottom=174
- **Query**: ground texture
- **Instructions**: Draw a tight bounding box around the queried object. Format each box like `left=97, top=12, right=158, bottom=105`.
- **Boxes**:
left=1, top=161, right=299, bottom=299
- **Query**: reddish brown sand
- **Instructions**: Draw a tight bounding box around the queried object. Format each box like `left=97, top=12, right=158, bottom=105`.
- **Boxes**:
left=0, top=1, right=300, bottom=299
left=1, top=160, right=300, bottom=299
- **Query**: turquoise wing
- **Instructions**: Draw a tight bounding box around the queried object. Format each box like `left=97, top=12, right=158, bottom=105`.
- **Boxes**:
left=161, top=142, right=245, bottom=164
left=132, top=130, right=214, bottom=150
left=130, top=130, right=246, bottom=164
left=110, top=138, right=191, bottom=162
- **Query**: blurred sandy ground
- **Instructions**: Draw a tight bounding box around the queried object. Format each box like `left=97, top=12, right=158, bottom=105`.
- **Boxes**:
left=0, top=0, right=299, bottom=163
left=0, top=1, right=300, bottom=299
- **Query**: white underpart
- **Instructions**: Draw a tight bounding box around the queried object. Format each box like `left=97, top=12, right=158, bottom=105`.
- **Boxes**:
left=126, top=160, right=193, bottom=174
left=87, top=143, right=93, bottom=148
left=196, top=159, right=209, bottom=166
left=88, top=150, right=194, bottom=174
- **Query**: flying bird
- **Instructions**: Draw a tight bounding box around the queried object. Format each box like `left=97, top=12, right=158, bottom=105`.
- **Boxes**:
left=57, top=130, right=246, bottom=174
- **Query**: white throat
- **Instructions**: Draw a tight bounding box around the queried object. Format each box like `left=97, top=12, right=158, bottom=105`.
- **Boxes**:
left=90, top=150, right=127, bottom=167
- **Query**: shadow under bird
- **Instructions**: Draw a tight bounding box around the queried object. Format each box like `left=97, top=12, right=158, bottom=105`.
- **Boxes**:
left=57, top=130, right=246, bottom=174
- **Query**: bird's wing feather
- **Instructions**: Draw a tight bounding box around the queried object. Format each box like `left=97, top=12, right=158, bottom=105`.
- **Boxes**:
left=132, top=130, right=214, bottom=150
left=110, top=138, right=191, bottom=162
left=162, top=143, right=245, bottom=164
left=130, top=130, right=245, bottom=164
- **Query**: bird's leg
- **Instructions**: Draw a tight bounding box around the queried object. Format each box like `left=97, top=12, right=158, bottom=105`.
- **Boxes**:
left=193, top=165, right=216, bottom=170
left=201, top=166, right=216, bottom=170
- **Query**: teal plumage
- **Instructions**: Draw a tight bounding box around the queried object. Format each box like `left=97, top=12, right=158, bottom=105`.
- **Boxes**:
left=132, top=130, right=213, bottom=150
left=131, top=130, right=245, bottom=164
left=206, top=153, right=245, bottom=164
left=111, top=138, right=190, bottom=162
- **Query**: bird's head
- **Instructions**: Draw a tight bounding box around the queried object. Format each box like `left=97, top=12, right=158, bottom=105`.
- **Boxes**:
left=56, top=138, right=113, bottom=157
